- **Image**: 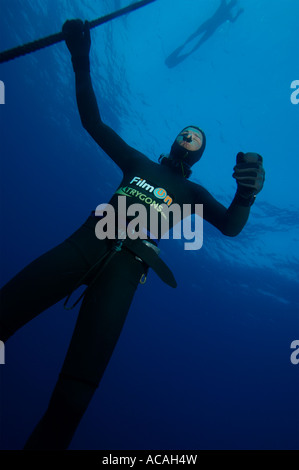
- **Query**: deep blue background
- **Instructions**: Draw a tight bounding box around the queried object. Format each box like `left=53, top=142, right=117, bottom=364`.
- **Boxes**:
left=0, top=0, right=298, bottom=450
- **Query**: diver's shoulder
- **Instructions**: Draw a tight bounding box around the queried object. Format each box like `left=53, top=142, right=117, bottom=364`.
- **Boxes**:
left=186, top=178, right=208, bottom=193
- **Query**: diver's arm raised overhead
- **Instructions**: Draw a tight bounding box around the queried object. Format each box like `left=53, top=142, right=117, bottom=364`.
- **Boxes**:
left=73, top=65, right=144, bottom=171
left=63, top=19, right=145, bottom=171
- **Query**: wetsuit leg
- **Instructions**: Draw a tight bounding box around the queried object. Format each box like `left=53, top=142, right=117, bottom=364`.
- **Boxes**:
left=23, top=248, right=144, bottom=450
left=0, top=240, right=88, bottom=342
left=0, top=216, right=109, bottom=342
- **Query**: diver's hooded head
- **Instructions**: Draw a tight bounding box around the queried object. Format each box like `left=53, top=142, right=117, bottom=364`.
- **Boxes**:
left=159, top=126, right=206, bottom=178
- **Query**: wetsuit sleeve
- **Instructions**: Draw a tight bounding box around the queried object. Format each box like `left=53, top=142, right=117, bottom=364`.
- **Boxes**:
left=194, top=186, right=251, bottom=237
left=73, top=68, right=147, bottom=172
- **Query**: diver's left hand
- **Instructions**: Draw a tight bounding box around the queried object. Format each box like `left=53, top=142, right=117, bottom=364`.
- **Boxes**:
left=62, top=19, right=91, bottom=58
left=233, top=152, right=265, bottom=197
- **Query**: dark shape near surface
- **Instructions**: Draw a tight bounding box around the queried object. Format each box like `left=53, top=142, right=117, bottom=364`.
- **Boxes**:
left=165, top=0, right=244, bottom=68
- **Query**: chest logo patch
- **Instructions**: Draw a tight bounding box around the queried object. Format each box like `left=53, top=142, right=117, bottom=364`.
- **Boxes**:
left=130, top=176, right=173, bottom=206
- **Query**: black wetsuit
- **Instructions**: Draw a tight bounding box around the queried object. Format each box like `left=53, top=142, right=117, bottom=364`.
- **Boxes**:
left=0, top=60, right=251, bottom=450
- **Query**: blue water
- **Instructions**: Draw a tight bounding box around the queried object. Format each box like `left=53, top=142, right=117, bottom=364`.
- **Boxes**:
left=0, top=0, right=298, bottom=450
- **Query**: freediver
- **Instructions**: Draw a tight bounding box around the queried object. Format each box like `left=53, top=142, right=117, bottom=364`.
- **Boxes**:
left=165, top=0, right=244, bottom=68
left=0, top=19, right=264, bottom=450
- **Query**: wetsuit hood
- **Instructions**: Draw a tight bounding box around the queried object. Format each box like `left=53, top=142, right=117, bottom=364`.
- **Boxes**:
left=170, top=126, right=206, bottom=165
left=159, top=126, right=206, bottom=178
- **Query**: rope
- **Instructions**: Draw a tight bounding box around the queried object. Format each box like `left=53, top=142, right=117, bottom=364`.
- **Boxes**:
left=0, top=0, right=156, bottom=64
